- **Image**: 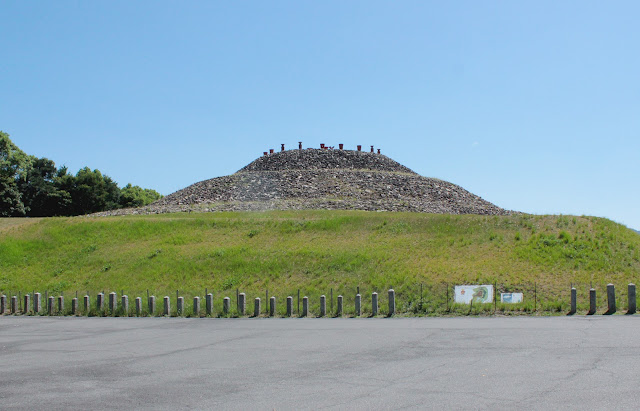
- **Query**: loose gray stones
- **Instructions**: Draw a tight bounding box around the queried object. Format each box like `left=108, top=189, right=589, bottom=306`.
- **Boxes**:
left=93, top=148, right=511, bottom=217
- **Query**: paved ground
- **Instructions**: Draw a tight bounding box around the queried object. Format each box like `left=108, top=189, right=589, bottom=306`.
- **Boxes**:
left=1, top=316, right=639, bottom=410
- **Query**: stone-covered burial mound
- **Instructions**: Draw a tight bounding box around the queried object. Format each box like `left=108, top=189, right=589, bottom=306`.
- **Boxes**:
left=97, top=148, right=509, bottom=216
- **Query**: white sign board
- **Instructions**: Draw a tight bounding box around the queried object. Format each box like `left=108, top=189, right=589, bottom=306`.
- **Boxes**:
left=454, top=285, right=494, bottom=304
left=500, top=293, right=523, bottom=303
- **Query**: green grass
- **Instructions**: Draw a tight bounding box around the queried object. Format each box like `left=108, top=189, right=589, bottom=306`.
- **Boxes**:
left=1, top=210, right=639, bottom=315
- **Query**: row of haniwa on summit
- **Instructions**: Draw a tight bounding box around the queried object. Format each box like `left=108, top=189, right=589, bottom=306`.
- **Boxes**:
left=263, top=142, right=382, bottom=156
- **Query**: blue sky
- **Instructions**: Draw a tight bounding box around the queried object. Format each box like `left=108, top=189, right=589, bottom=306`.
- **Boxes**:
left=1, top=1, right=639, bottom=229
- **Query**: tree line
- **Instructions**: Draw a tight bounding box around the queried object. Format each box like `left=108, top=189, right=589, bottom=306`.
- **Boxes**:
left=1, top=131, right=162, bottom=217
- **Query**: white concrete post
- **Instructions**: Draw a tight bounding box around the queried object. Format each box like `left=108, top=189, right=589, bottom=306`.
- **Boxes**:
left=206, top=293, right=213, bottom=315
left=607, top=284, right=616, bottom=314
left=223, top=297, right=230, bottom=314
left=48, top=296, right=54, bottom=315
left=135, top=297, right=142, bottom=316
left=269, top=296, right=276, bottom=317
left=372, top=292, right=378, bottom=316
left=23, top=294, right=30, bottom=314
left=57, top=296, right=64, bottom=314
left=84, top=295, right=90, bottom=314
left=320, top=295, right=326, bottom=317
left=34, top=292, right=41, bottom=313
left=588, top=288, right=596, bottom=315
left=388, top=289, right=396, bottom=316
left=628, top=283, right=636, bottom=314
left=148, top=295, right=156, bottom=315
left=193, top=296, right=200, bottom=316
left=11, top=296, right=17, bottom=314
left=569, top=288, right=576, bottom=315
left=71, top=298, right=78, bottom=315
left=254, top=297, right=261, bottom=317
left=238, top=293, right=246, bottom=316
left=97, top=293, right=104, bottom=312
left=177, top=297, right=184, bottom=316
left=109, top=292, right=117, bottom=313
left=302, top=296, right=308, bottom=317
left=164, top=296, right=170, bottom=316
left=286, top=296, right=293, bottom=317
left=355, top=294, right=361, bottom=317
left=122, top=295, right=129, bottom=316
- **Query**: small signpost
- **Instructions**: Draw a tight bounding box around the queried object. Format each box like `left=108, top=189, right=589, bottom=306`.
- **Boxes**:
left=500, top=293, right=524, bottom=303
left=454, top=285, right=494, bottom=304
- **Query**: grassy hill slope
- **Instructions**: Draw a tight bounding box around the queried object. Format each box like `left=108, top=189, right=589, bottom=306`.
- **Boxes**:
left=1, top=211, right=639, bottom=315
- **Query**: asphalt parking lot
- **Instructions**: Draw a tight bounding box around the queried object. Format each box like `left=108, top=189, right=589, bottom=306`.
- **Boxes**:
left=1, top=316, right=639, bottom=410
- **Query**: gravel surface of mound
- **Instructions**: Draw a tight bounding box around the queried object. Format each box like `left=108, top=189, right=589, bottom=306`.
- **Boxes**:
left=241, top=148, right=416, bottom=173
left=94, top=149, right=511, bottom=216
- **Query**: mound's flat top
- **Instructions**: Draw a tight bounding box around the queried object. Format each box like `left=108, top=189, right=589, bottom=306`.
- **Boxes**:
left=239, top=149, right=417, bottom=174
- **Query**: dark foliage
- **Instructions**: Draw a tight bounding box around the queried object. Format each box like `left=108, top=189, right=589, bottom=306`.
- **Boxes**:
left=1, top=130, right=162, bottom=216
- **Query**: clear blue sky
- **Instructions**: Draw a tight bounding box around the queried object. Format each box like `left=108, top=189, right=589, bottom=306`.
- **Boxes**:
left=1, top=1, right=638, bottom=229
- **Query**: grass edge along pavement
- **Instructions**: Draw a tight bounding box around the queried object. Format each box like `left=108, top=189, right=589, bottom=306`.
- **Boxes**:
left=1, top=210, right=639, bottom=316
left=0, top=283, right=637, bottom=318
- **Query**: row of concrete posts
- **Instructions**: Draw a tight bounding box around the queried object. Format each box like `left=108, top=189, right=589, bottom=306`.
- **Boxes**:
left=2, top=285, right=636, bottom=316
left=0, top=290, right=397, bottom=317
left=569, top=283, right=636, bottom=315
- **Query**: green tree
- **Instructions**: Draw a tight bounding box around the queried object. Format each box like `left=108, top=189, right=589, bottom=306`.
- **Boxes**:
left=20, top=157, right=72, bottom=216
left=70, top=167, right=121, bottom=215
left=120, top=183, right=163, bottom=208
left=2, top=130, right=163, bottom=216
left=0, top=131, right=30, bottom=216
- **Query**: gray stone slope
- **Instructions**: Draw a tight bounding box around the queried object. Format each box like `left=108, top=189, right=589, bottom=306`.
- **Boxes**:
left=94, top=148, right=510, bottom=216
left=240, top=148, right=416, bottom=173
